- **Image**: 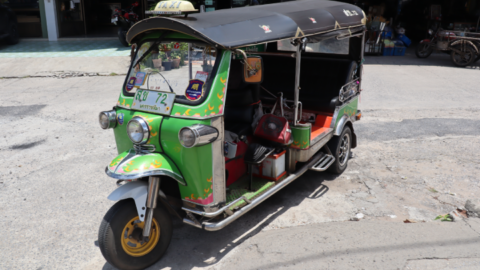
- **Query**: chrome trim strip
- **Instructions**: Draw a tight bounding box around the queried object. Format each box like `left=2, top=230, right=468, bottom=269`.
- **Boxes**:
left=310, top=127, right=332, bottom=145
left=211, top=116, right=226, bottom=207
left=183, top=150, right=326, bottom=231
left=334, top=115, right=352, bottom=136
left=182, top=195, right=250, bottom=218
left=105, top=167, right=186, bottom=186
left=292, top=131, right=333, bottom=162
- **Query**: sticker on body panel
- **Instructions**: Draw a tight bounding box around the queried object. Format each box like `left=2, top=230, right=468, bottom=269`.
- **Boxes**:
left=131, top=89, right=175, bottom=115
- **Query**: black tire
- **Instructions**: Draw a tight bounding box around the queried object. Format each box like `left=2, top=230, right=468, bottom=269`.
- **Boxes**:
left=415, top=42, right=433, bottom=58
left=327, top=126, right=352, bottom=174
left=5, top=21, right=19, bottom=45
left=450, top=44, right=476, bottom=67
left=118, top=28, right=129, bottom=47
left=98, top=199, right=172, bottom=270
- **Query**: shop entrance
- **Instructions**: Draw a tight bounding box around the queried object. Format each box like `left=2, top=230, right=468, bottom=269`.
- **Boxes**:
left=56, top=0, right=147, bottom=38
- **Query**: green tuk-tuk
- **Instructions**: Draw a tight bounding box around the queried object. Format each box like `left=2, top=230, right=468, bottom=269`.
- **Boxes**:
left=97, top=0, right=366, bottom=269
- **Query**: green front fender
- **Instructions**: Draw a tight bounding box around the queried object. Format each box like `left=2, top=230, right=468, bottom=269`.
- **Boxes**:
left=105, top=149, right=185, bottom=185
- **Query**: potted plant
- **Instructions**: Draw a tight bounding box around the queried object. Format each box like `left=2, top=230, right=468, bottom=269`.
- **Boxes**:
left=160, top=49, right=172, bottom=71
left=152, top=55, right=162, bottom=69
left=172, top=55, right=181, bottom=69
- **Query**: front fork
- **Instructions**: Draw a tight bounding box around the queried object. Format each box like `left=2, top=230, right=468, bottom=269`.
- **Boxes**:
left=143, top=176, right=160, bottom=238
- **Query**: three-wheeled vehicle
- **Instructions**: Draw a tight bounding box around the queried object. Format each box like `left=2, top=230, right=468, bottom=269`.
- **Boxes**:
left=97, top=1, right=366, bottom=269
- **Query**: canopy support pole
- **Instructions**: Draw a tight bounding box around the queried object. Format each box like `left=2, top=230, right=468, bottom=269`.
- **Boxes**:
left=188, top=43, right=192, bottom=80
left=293, top=40, right=303, bottom=126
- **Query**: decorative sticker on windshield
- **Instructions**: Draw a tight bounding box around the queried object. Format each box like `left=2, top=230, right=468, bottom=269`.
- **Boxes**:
left=185, top=79, right=204, bottom=101
left=195, top=71, right=209, bottom=82
left=135, top=72, right=146, bottom=86
left=259, top=25, right=272, bottom=33
left=126, top=77, right=136, bottom=91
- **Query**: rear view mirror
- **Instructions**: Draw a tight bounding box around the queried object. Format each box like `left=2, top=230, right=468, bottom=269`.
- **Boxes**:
left=243, top=56, right=263, bottom=84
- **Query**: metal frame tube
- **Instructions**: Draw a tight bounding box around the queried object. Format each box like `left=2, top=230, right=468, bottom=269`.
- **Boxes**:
left=143, top=176, right=160, bottom=237
left=188, top=43, right=192, bottom=80
left=293, top=41, right=302, bottom=126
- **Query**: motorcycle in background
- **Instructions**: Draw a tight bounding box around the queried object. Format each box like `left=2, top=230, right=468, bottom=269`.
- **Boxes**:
left=111, top=1, right=139, bottom=47
left=416, top=21, right=480, bottom=67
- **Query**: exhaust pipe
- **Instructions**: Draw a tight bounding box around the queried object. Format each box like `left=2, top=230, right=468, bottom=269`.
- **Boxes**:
left=183, top=150, right=325, bottom=231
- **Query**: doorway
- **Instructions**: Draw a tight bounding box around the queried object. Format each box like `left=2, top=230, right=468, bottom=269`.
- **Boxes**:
left=56, top=0, right=147, bottom=38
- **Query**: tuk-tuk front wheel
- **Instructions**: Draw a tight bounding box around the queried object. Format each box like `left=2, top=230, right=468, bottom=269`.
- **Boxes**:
left=98, top=199, right=172, bottom=270
left=327, top=126, right=352, bottom=174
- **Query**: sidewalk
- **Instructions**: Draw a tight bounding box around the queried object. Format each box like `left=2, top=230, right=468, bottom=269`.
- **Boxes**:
left=0, top=40, right=131, bottom=78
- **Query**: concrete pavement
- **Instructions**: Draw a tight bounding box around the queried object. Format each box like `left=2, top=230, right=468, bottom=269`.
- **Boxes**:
left=1, top=47, right=480, bottom=269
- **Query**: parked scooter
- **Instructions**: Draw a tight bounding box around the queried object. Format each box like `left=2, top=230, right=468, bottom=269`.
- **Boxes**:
left=112, top=1, right=139, bottom=47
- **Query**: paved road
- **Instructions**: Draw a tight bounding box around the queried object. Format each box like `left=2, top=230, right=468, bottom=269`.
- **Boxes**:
left=1, top=50, right=480, bottom=269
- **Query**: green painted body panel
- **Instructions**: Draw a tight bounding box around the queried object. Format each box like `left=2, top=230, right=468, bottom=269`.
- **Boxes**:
left=107, top=150, right=184, bottom=184
left=160, top=117, right=215, bottom=205
left=116, top=50, right=231, bottom=120
left=290, top=125, right=311, bottom=150
left=334, top=96, right=358, bottom=128
left=113, top=109, right=163, bottom=154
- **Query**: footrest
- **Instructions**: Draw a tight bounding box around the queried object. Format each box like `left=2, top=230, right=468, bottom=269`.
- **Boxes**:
left=309, top=154, right=335, bottom=172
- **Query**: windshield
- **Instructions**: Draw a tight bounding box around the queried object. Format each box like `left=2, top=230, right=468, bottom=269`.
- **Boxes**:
left=124, top=40, right=218, bottom=103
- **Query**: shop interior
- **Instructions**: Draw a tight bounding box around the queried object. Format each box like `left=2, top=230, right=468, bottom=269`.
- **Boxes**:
left=55, top=0, right=152, bottom=38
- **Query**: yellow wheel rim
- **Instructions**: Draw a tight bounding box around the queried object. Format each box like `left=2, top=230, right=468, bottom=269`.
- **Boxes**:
left=120, top=216, right=161, bottom=257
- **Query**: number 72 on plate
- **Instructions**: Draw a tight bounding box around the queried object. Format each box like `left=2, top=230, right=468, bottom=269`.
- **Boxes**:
left=131, top=89, right=176, bottom=115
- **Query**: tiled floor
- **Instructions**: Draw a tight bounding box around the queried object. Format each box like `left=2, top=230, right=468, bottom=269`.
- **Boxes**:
left=0, top=40, right=130, bottom=58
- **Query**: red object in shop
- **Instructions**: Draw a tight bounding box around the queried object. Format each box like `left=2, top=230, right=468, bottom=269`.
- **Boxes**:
left=225, top=141, right=248, bottom=187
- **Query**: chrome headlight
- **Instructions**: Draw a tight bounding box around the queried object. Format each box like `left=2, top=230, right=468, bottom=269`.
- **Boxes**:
left=99, top=110, right=117, bottom=129
left=428, top=29, right=433, bottom=35
left=179, top=125, right=218, bottom=148
left=127, top=117, right=150, bottom=144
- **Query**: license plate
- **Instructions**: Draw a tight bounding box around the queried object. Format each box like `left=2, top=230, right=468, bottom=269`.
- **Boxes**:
left=131, top=89, right=175, bottom=115
left=111, top=17, right=118, bottom=23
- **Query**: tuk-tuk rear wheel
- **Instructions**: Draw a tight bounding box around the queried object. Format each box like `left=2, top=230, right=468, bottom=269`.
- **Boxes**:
left=98, top=199, right=172, bottom=270
left=327, top=126, right=352, bottom=174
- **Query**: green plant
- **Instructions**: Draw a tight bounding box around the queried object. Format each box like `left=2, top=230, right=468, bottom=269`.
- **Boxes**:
left=435, top=214, right=453, bottom=222
left=428, top=187, right=438, bottom=193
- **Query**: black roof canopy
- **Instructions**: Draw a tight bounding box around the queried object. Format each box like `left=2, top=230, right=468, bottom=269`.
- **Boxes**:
left=127, top=0, right=366, bottom=48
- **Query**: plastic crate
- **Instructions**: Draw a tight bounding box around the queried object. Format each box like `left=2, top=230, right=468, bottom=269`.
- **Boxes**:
left=382, top=47, right=394, bottom=56
left=393, top=45, right=406, bottom=56
left=397, top=34, right=412, bottom=47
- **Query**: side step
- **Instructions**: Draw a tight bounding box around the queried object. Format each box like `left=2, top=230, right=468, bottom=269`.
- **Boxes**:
left=309, top=154, right=335, bottom=172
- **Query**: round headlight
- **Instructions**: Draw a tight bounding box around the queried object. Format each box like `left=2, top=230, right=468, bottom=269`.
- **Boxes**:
left=179, top=125, right=218, bottom=148
left=179, top=128, right=197, bottom=148
left=99, top=110, right=116, bottom=129
left=127, top=117, right=149, bottom=144
left=428, top=29, right=433, bottom=35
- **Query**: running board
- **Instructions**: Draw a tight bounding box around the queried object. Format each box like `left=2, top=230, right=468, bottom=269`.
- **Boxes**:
left=309, top=154, right=335, bottom=172
left=183, top=151, right=326, bottom=231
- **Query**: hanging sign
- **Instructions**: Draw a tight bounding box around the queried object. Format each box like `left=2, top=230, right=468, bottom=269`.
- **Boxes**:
left=185, top=79, right=204, bottom=101
left=135, top=72, right=146, bottom=86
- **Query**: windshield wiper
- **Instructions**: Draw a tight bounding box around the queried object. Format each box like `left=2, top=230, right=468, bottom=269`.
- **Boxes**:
left=133, top=31, right=167, bottom=68
left=149, top=71, right=174, bottom=93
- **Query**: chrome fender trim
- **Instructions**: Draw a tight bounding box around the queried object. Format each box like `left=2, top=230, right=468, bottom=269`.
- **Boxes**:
left=334, top=115, right=352, bottom=136
left=107, top=181, right=148, bottom=222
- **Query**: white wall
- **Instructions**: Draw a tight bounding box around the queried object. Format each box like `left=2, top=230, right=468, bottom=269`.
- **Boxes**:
left=44, top=0, right=59, bottom=41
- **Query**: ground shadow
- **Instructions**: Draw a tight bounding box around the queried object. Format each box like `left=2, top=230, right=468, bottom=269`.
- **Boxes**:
left=101, top=170, right=341, bottom=270
left=364, top=44, right=480, bottom=68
